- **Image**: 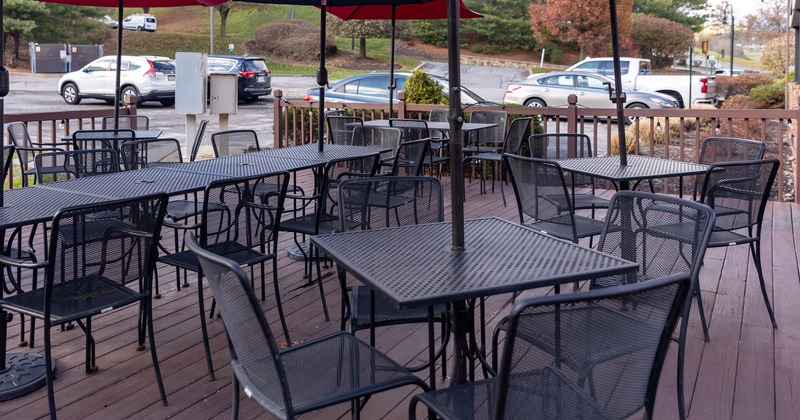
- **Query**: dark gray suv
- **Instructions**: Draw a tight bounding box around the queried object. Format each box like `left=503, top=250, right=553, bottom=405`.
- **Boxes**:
left=207, top=55, right=272, bottom=102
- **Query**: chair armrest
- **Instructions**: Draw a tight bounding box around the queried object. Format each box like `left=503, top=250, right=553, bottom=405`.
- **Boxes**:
left=0, top=252, right=47, bottom=270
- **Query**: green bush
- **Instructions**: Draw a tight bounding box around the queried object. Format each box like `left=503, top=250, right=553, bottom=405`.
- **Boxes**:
left=403, top=70, right=448, bottom=104
left=749, top=80, right=785, bottom=109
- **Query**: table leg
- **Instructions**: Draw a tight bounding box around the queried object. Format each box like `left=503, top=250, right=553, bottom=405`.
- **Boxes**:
left=450, top=301, right=471, bottom=385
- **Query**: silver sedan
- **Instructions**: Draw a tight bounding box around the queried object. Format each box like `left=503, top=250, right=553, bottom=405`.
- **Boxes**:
left=503, top=71, right=678, bottom=123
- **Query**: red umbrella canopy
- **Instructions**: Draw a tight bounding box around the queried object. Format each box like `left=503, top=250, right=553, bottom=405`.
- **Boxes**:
left=40, top=0, right=227, bottom=6
left=326, top=0, right=482, bottom=20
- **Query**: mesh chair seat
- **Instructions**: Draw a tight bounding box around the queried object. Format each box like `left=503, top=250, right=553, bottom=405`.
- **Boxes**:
left=2, top=273, right=142, bottom=321
left=546, top=192, right=610, bottom=210
left=279, top=214, right=342, bottom=236
left=349, top=287, right=446, bottom=331
left=525, top=214, right=606, bottom=241
left=159, top=242, right=270, bottom=272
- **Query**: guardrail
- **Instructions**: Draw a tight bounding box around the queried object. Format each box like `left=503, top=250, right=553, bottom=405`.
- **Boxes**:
left=273, top=90, right=799, bottom=202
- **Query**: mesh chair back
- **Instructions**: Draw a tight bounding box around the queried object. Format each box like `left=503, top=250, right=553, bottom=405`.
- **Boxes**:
left=529, top=133, right=594, bottom=159
left=327, top=116, right=363, bottom=145
left=428, top=108, right=449, bottom=139
left=391, top=139, right=430, bottom=176
left=338, top=176, right=444, bottom=231
left=185, top=231, right=292, bottom=415
left=7, top=122, right=45, bottom=170
left=594, top=191, right=714, bottom=289
left=469, top=110, right=507, bottom=146
left=351, top=126, right=401, bottom=164
left=699, top=159, right=778, bottom=233
left=692, top=137, right=766, bottom=199
left=200, top=172, right=289, bottom=252
left=497, top=274, right=691, bottom=419
left=3, top=144, right=14, bottom=177
left=47, top=193, right=169, bottom=318
left=211, top=129, right=261, bottom=157
left=35, top=149, right=119, bottom=183
left=500, top=117, right=531, bottom=155
left=120, top=138, right=183, bottom=170
left=189, top=119, right=210, bottom=162
left=101, top=115, right=149, bottom=130
left=389, top=118, right=430, bottom=142
left=71, top=129, right=135, bottom=152
left=504, top=155, right=577, bottom=235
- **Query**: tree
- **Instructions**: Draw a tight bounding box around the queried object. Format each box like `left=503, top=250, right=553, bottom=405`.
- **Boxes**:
left=327, top=18, right=407, bottom=59
left=744, top=0, right=787, bottom=45
left=633, top=0, right=708, bottom=32
left=760, top=35, right=794, bottom=77
left=631, top=14, right=694, bottom=68
left=4, top=0, right=49, bottom=60
left=217, top=3, right=233, bottom=37
left=530, top=0, right=635, bottom=59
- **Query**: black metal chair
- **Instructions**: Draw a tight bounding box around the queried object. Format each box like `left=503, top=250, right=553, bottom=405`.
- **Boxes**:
left=411, top=274, right=691, bottom=420
left=101, top=115, right=150, bottom=130
left=699, top=159, right=779, bottom=328
left=279, top=153, right=381, bottom=323
left=529, top=132, right=611, bottom=211
left=120, top=138, right=184, bottom=170
left=351, top=125, right=402, bottom=173
left=464, top=109, right=507, bottom=155
left=6, top=121, right=64, bottom=186
left=189, top=119, right=210, bottom=162
left=71, top=128, right=136, bottom=153
left=491, top=191, right=715, bottom=419
left=158, top=172, right=291, bottom=379
left=184, top=231, right=429, bottom=420
left=34, top=149, right=120, bottom=183
left=464, top=117, right=531, bottom=206
left=428, top=107, right=449, bottom=140
left=389, top=118, right=447, bottom=178
left=691, top=137, right=766, bottom=200
left=326, top=115, right=363, bottom=145
left=0, top=193, right=170, bottom=419
left=337, top=176, right=449, bottom=374
left=504, top=154, right=607, bottom=245
left=211, top=129, right=261, bottom=157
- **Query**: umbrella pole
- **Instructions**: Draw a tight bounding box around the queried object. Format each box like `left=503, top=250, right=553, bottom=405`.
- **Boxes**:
left=114, top=0, right=123, bottom=130
left=317, top=3, right=328, bottom=152
left=0, top=0, right=4, bottom=208
left=388, top=6, right=396, bottom=117
left=447, top=0, right=465, bottom=252
left=609, top=0, right=627, bottom=166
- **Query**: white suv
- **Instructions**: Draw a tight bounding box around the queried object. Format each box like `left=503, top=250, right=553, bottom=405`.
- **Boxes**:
left=58, top=55, right=176, bottom=106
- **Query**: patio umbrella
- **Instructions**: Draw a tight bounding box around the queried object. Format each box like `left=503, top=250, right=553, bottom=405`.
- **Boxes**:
left=239, top=0, right=436, bottom=152
left=325, top=0, right=482, bottom=116
left=36, top=1, right=229, bottom=130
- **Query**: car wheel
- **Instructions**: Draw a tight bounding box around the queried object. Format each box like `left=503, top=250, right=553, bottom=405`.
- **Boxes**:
left=121, top=86, right=141, bottom=106
left=524, top=98, right=546, bottom=108
left=244, top=95, right=259, bottom=103
left=160, top=99, right=175, bottom=107
left=136, top=26, right=143, bottom=31
left=624, top=103, right=648, bottom=125
left=61, top=83, right=81, bottom=105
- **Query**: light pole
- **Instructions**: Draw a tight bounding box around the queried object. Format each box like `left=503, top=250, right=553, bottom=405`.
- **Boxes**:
left=722, top=3, right=734, bottom=75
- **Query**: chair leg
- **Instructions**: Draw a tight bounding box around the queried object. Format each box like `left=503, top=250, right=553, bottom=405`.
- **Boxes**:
left=272, top=257, right=292, bottom=346
left=693, top=283, right=710, bottom=341
left=314, top=245, right=330, bottom=321
left=44, top=326, right=57, bottom=420
left=232, top=374, right=240, bottom=420
left=751, top=241, right=777, bottom=328
left=196, top=274, right=215, bottom=380
left=146, top=297, right=168, bottom=405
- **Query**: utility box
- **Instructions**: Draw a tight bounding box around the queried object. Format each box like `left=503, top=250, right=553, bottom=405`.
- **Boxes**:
left=210, top=73, right=237, bottom=114
left=175, top=52, right=207, bottom=115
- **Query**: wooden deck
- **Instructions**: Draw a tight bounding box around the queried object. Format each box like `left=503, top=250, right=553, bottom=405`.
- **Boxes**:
left=1, top=173, right=799, bottom=420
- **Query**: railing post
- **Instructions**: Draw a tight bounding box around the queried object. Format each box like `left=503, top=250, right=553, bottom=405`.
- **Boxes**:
left=566, top=94, right=578, bottom=134
left=273, top=89, right=284, bottom=148
left=123, top=94, right=137, bottom=116
left=397, top=91, right=407, bottom=119
left=795, top=105, right=799, bottom=203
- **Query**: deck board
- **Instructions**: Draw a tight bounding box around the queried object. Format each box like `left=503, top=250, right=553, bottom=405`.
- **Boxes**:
left=0, top=171, right=798, bottom=419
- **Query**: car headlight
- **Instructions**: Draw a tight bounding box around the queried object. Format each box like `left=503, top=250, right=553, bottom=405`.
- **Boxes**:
left=649, top=97, right=676, bottom=107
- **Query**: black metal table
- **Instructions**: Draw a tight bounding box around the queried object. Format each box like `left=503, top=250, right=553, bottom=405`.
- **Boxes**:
left=0, top=143, right=389, bottom=400
left=555, top=155, right=710, bottom=191
left=311, top=217, right=639, bottom=384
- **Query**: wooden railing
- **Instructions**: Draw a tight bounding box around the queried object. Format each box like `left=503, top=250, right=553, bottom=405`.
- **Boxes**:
left=273, top=90, right=799, bottom=203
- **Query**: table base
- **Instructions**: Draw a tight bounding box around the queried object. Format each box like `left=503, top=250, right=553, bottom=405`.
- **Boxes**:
left=287, top=242, right=327, bottom=261
left=0, top=353, right=55, bottom=401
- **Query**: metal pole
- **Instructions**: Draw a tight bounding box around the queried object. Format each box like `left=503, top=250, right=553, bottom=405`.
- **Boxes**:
left=317, top=2, right=328, bottom=152
left=447, top=0, right=465, bottom=252
left=210, top=6, right=215, bottom=54
left=730, top=11, right=734, bottom=76
left=114, top=0, right=123, bottom=130
left=609, top=0, right=628, bottom=166
left=388, top=6, right=396, bottom=117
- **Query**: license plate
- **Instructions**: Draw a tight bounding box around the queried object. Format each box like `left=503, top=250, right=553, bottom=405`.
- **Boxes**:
left=257, top=76, right=265, bottom=82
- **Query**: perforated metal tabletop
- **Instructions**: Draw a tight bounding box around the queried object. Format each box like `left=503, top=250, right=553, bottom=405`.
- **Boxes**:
left=555, top=155, right=709, bottom=184
left=312, top=217, right=638, bottom=309
left=257, top=144, right=389, bottom=162
left=0, top=187, right=111, bottom=229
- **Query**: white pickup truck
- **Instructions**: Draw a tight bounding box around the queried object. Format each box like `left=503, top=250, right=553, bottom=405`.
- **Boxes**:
left=564, top=57, right=717, bottom=108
